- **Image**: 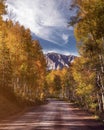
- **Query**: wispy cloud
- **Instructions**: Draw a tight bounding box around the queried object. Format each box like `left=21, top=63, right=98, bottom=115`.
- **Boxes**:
left=6, top=0, right=75, bottom=45
left=62, top=34, right=69, bottom=43
left=43, top=49, right=78, bottom=56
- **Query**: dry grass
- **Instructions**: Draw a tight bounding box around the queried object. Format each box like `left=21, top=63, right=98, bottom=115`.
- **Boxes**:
left=0, top=94, right=22, bottom=120
left=0, top=88, right=28, bottom=121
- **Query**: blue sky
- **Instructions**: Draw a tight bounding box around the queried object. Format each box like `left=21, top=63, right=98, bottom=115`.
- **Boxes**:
left=6, top=0, right=78, bottom=55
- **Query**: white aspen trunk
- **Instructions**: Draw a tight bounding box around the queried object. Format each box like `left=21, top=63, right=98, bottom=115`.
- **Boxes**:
left=97, top=93, right=102, bottom=112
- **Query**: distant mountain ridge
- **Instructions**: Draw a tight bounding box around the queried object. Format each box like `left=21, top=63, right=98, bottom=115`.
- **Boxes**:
left=45, top=52, right=75, bottom=70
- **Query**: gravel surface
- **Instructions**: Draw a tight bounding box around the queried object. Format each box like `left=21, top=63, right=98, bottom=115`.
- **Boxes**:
left=0, top=99, right=104, bottom=130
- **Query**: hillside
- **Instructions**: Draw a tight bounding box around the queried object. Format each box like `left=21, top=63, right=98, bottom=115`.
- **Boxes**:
left=0, top=89, right=25, bottom=120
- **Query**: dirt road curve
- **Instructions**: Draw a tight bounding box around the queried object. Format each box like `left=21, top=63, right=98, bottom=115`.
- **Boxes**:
left=0, top=99, right=104, bottom=130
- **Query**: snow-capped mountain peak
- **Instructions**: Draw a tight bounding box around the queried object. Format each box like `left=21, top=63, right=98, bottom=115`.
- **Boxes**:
left=45, top=52, right=75, bottom=70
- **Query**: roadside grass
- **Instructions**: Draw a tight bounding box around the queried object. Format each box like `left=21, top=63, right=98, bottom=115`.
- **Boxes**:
left=67, top=99, right=104, bottom=124
left=0, top=94, right=23, bottom=120
left=0, top=90, right=47, bottom=121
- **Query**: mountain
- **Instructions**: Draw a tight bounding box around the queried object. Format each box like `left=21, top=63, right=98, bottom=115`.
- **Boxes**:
left=45, top=52, right=75, bottom=70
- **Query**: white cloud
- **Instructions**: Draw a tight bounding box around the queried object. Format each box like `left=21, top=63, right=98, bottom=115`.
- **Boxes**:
left=6, top=0, right=75, bottom=44
left=43, top=49, right=78, bottom=56
left=62, top=34, right=69, bottom=43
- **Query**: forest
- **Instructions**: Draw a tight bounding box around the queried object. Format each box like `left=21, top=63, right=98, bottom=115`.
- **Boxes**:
left=0, top=0, right=104, bottom=119
left=0, top=0, right=46, bottom=106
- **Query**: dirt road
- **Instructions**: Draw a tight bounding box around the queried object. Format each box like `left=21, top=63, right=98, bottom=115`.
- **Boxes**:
left=0, top=99, right=104, bottom=130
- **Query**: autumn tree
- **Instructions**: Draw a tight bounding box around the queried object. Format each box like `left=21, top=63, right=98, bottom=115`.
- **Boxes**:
left=5, top=21, right=47, bottom=102
left=0, top=0, right=6, bottom=24
left=70, top=0, right=104, bottom=112
left=0, top=31, right=12, bottom=89
left=46, top=68, right=71, bottom=99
